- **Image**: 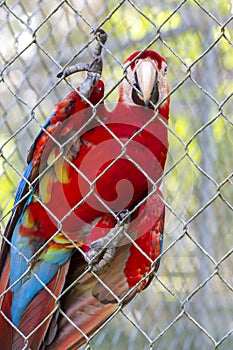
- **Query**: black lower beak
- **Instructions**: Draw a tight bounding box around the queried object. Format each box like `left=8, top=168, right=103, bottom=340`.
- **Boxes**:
left=132, top=82, right=159, bottom=107
left=150, top=82, right=159, bottom=104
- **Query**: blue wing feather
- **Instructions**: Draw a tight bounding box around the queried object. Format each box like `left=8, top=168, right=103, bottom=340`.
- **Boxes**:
left=13, top=113, right=54, bottom=211
left=13, top=162, right=33, bottom=209
left=10, top=192, right=73, bottom=326
left=7, top=112, right=74, bottom=325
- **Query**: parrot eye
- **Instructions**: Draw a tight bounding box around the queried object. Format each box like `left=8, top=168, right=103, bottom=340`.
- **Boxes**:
left=164, top=66, right=168, bottom=73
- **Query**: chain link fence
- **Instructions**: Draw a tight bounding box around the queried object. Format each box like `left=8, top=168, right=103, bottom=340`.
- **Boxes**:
left=0, top=0, right=233, bottom=349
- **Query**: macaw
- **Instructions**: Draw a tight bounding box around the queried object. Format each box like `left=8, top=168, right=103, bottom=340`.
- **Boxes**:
left=0, top=38, right=170, bottom=350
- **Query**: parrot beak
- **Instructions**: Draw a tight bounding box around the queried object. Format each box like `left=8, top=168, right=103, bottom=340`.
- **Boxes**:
left=134, top=60, right=159, bottom=107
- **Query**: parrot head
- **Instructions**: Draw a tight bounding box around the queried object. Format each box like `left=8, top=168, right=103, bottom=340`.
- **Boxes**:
left=119, top=50, right=169, bottom=114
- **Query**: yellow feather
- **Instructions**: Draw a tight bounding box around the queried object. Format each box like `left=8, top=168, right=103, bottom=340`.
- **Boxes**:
left=39, top=171, right=54, bottom=204
left=54, top=157, right=72, bottom=184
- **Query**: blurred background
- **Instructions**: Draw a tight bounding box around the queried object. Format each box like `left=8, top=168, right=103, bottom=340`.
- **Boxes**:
left=0, top=1, right=232, bottom=349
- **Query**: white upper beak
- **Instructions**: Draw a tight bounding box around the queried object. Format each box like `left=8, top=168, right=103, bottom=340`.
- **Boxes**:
left=135, top=60, right=157, bottom=104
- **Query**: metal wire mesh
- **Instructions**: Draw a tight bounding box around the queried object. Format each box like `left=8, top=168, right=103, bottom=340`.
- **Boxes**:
left=0, top=0, right=233, bottom=349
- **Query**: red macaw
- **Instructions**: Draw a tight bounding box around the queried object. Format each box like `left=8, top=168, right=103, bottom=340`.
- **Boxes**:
left=0, top=42, right=170, bottom=349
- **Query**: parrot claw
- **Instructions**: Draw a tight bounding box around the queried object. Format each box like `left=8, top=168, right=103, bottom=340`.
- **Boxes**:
left=86, top=210, right=130, bottom=272
left=87, top=245, right=116, bottom=273
left=92, top=29, right=108, bottom=58
left=57, top=29, right=107, bottom=99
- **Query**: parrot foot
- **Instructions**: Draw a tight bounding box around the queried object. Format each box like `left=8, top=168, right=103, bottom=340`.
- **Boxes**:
left=57, top=29, right=107, bottom=98
left=86, top=210, right=130, bottom=272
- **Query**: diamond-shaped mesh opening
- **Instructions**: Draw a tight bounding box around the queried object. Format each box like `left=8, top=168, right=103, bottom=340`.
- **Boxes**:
left=0, top=1, right=232, bottom=349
